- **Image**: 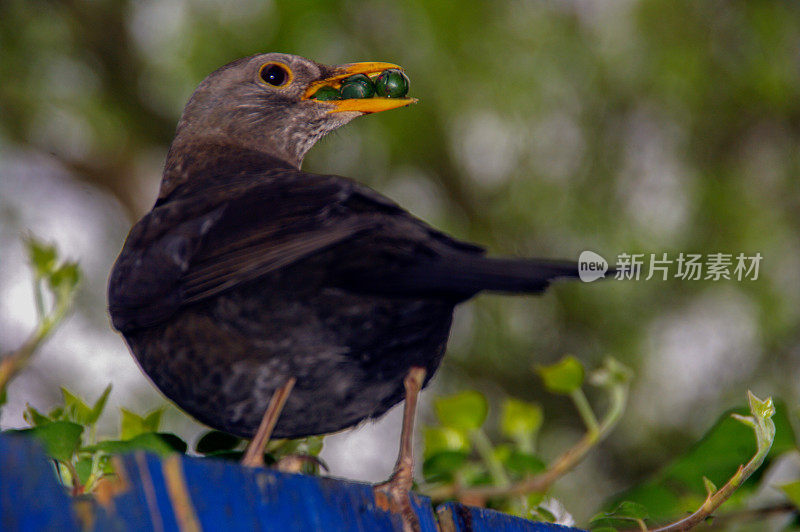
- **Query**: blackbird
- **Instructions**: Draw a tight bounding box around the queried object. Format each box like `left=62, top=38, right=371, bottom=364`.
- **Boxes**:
left=108, top=53, right=583, bottom=521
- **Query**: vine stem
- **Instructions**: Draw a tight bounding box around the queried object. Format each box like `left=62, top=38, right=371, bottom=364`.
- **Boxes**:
left=649, top=394, right=775, bottom=532
left=426, top=382, right=628, bottom=502
left=0, top=294, right=69, bottom=393
left=472, top=427, right=510, bottom=488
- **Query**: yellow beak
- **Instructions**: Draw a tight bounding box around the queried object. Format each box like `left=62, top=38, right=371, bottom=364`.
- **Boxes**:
left=303, top=62, right=417, bottom=114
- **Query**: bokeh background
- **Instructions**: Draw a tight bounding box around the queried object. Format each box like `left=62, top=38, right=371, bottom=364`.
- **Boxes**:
left=1, top=0, right=799, bottom=521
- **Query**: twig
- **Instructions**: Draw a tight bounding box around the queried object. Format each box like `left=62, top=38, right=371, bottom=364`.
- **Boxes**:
left=649, top=392, right=776, bottom=532
left=700, top=503, right=796, bottom=530
left=0, top=293, right=70, bottom=393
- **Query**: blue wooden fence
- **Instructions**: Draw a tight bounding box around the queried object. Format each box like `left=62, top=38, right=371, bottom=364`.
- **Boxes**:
left=0, top=433, right=585, bottom=531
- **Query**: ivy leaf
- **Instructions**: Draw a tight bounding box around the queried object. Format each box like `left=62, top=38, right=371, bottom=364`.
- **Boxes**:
left=62, top=387, right=93, bottom=425
left=590, top=501, right=649, bottom=530
left=144, top=409, right=163, bottom=430
left=120, top=407, right=163, bottom=440
left=779, top=480, right=800, bottom=510
left=195, top=430, right=242, bottom=455
left=75, top=456, right=94, bottom=486
left=703, top=476, right=717, bottom=496
left=23, top=404, right=50, bottom=426
left=424, top=426, right=470, bottom=457
left=604, top=401, right=796, bottom=523
left=434, top=391, right=488, bottom=431
left=26, top=238, right=57, bottom=278
left=87, top=384, right=112, bottom=425
left=154, top=433, right=188, bottom=454
left=533, top=505, right=556, bottom=522
left=90, top=432, right=186, bottom=456
left=502, top=450, right=546, bottom=477
left=500, top=398, right=543, bottom=444
left=15, top=421, right=84, bottom=462
left=48, top=262, right=81, bottom=294
left=47, top=406, right=65, bottom=421
left=537, top=355, right=585, bottom=395
left=422, top=450, right=470, bottom=483
left=298, top=436, right=324, bottom=457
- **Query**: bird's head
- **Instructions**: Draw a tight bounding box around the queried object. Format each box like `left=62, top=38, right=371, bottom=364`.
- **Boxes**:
left=172, top=53, right=416, bottom=169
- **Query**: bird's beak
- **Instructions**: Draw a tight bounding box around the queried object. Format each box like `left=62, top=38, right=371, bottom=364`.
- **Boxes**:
left=302, top=62, right=417, bottom=114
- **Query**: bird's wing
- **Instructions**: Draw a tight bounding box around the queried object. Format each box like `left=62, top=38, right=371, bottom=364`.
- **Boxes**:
left=108, top=171, right=381, bottom=332
left=109, top=167, right=576, bottom=334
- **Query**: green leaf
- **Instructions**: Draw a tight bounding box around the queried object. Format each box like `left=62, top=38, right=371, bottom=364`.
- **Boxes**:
left=88, top=384, right=112, bottom=425
left=523, top=492, right=544, bottom=511
left=779, top=480, right=800, bottom=510
left=533, top=505, right=556, bottom=522
left=603, top=401, right=797, bottom=523
left=500, top=398, right=543, bottom=442
left=120, top=407, right=163, bottom=440
left=297, top=436, right=324, bottom=457
left=703, top=476, right=717, bottom=495
left=195, top=430, right=242, bottom=454
left=98, top=454, right=115, bottom=475
left=23, top=404, right=50, bottom=426
left=502, top=450, right=546, bottom=477
left=423, top=426, right=470, bottom=457
left=26, top=238, right=57, bottom=278
left=15, top=421, right=84, bottom=462
left=537, top=355, right=585, bottom=395
left=62, top=387, right=93, bottom=425
left=422, top=450, right=470, bottom=483
left=90, top=432, right=185, bottom=456
left=433, top=391, right=488, bottom=431
left=75, top=456, right=94, bottom=485
left=144, top=409, right=163, bottom=431
left=609, top=501, right=649, bottom=520
left=48, top=262, right=81, bottom=294
left=154, top=433, right=188, bottom=454
left=747, top=391, right=775, bottom=419
left=590, top=501, right=649, bottom=529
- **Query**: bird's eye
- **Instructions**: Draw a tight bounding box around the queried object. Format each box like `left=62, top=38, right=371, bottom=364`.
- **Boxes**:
left=259, top=63, right=291, bottom=87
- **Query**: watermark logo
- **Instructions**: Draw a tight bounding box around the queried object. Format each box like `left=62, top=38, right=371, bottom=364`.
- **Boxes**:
left=578, top=250, right=609, bottom=282
left=579, top=251, right=763, bottom=282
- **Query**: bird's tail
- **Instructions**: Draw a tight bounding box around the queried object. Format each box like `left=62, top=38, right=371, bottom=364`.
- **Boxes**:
left=349, top=254, right=581, bottom=299
left=431, top=255, right=580, bottom=295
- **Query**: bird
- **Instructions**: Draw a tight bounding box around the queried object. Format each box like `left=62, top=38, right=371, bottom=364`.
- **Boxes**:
left=108, top=52, right=585, bottom=527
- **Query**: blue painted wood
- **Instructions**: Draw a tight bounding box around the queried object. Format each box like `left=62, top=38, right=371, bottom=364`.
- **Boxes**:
left=103, top=452, right=440, bottom=532
left=0, top=434, right=80, bottom=532
left=437, top=502, right=584, bottom=532
left=0, top=433, right=587, bottom=531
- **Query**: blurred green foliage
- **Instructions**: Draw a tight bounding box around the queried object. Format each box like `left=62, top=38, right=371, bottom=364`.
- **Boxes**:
left=1, top=0, right=800, bottom=525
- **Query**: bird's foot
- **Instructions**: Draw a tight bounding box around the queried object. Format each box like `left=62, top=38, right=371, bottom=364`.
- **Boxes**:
left=275, top=453, right=328, bottom=474
left=373, top=457, right=420, bottom=532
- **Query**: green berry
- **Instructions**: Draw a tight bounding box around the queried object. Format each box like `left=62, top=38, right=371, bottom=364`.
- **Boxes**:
left=374, top=69, right=409, bottom=98
left=340, top=74, right=375, bottom=99
left=311, top=86, right=341, bottom=101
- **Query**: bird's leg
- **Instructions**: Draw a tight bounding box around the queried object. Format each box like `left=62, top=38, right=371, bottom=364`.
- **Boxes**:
left=241, top=377, right=296, bottom=468
left=374, top=366, right=426, bottom=532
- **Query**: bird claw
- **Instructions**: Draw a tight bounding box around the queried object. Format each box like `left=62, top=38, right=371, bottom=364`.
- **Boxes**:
left=373, top=460, right=420, bottom=532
